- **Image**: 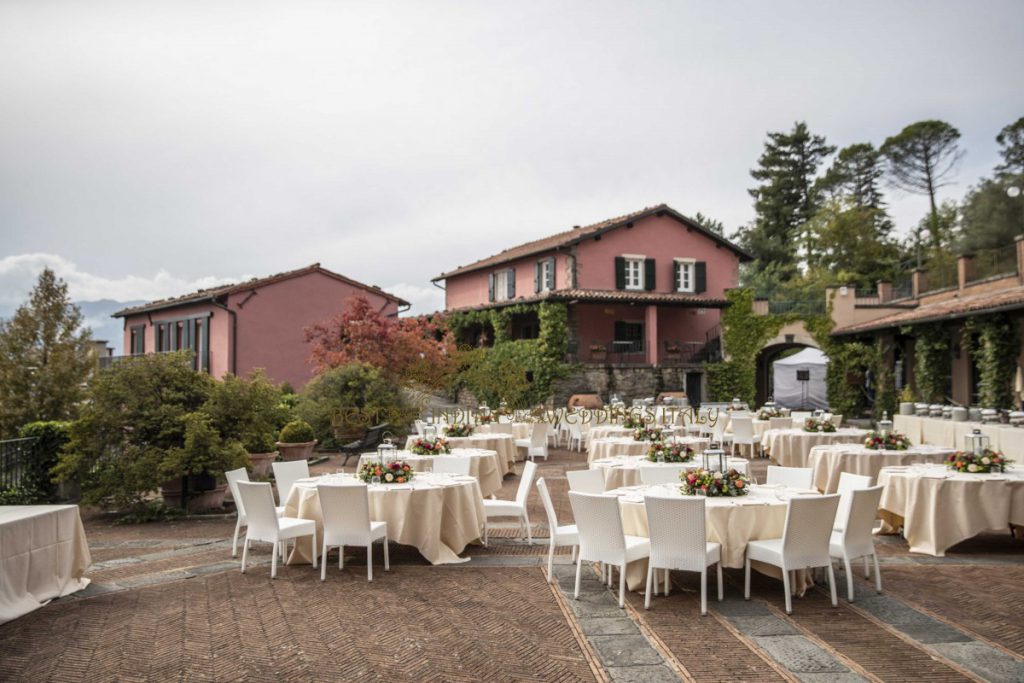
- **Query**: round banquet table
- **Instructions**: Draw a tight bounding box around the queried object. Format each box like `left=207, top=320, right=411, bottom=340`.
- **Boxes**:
left=610, top=484, right=817, bottom=593
left=761, top=428, right=869, bottom=468
left=876, top=464, right=1024, bottom=556
left=808, top=444, right=956, bottom=493
left=586, top=425, right=687, bottom=450
left=284, top=473, right=486, bottom=566
left=588, top=436, right=708, bottom=465
left=590, top=455, right=751, bottom=490
left=476, top=422, right=532, bottom=440
left=357, top=449, right=502, bottom=498
left=408, top=434, right=518, bottom=475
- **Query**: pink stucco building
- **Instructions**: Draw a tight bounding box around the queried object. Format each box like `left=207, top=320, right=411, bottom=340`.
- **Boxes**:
left=434, top=204, right=750, bottom=373
left=113, top=264, right=408, bottom=389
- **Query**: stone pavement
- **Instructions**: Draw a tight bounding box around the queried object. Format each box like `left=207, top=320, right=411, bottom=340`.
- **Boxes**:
left=1, top=447, right=1023, bottom=682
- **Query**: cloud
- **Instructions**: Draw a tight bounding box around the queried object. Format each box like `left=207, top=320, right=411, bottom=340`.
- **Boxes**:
left=380, top=282, right=446, bottom=316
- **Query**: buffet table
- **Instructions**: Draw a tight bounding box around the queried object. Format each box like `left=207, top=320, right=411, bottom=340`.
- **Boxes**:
left=892, top=415, right=1024, bottom=460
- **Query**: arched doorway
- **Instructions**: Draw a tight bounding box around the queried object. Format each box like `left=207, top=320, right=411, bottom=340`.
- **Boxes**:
left=755, top=342, right=817, bottom=407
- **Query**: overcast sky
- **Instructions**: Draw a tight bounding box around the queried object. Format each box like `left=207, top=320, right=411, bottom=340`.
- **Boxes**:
left=2, top=0, right=1023, bottom=316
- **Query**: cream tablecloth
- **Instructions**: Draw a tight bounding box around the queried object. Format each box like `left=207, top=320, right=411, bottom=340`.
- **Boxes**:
left=892, top=416, right=1024, bottom=461
left=611, top=485, right=813, bottom=593
left=358, top=449, right=502, bottom=498
left=586, top=425, right=687, bottom=450
left=0, top=505, right=91, bottom=625
left=808, top=444, right=955, bottom=493
left=591, top=455, right=751, bottom=490
left=588, top=436, right=709, bottom=464
left=761, top=428, right=869, bottom=468
left=409, top=434, right=518, bottom=475
left=476, top=423, right=532, bottom=440
left=877, top=465, right=1024, bottom=556
left=284, top=474, right=485, bottom=565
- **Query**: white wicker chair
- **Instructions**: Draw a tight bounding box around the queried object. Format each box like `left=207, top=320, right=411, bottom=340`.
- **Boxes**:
left=569, top=492, right=651, bottom=608
left=638, top=464, right=687, bottom=486
left=644, top=496, right=723, bottom=613
left=766, top=465, right=813, bottom=489
left=235, top=481, right=317, bottom=579
left=225, top=467, right=285, bottom=558
left=431, top=455, right=472, bottom=476
left=565, top=421, right=584, bottom=452
left=830, top=485, right=884, bottom=601
left=829, top=414, right=843, bottom=428
left=483, top=460, right=537, bottom=544
left=317, top=483, right=388, bottom=581
left=744, top=494, right=840, bottom=613
left=769, top=416, right=793, bottom=431
left=515, top=424, right=550, bottom=461
left=730, top=416, right=758, bottom=457
left=834, top=472, right=872, bottom=532
left=536, top=477, right=579, bottom=582
left=272, top=460, right=310, bottom=507
left=566, top=468, right=606, bottom=494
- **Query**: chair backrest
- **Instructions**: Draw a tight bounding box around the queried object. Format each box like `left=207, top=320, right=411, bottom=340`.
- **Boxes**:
left=568, top=492, right=626, bottom=563
left=317, top=483, right=371, bottom=539
left=431, top=455, right=472, bottom=476
left=766, top=465, right=813, bottom=489
left=638, top=464, right=687, bottom=485
left=727, top=458, right=749, bottom=476
left=567, top=421, right=583, bottom=439
left=235, top=482, right=280, bottom=538
left=566, top=468, right=606, bottom=494
left=225, top=467, right=250, bottom=516
left=769, top=417, right=793, bottom=431
left=530, top=423, right=550, bottom=447
left=535, top=477, right=560, bottom=531
left=516, top=460, right=538, bottom=506
left=835, top=485, right=884, bottom=548
left=711, top=416, right=728, bottom=441
left=363, top=423, right=390, bottom=449
left=836, top=469, right=872, bottom=529
left=829, top=414, right=843, bottom=427
left=272, top=460, right=310, bottom=505
left=791, top=411, right=812, bottom=423
left=731, top=416, right=754, bottom=442
left=781, top=494, right=840, bottom=566
left=644, top=495, right=707, bottom=571
left=414, top=420, right=427, bottom=436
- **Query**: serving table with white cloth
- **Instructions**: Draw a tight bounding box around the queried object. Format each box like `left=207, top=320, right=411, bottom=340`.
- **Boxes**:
left=588, top=436, right=709, bottom=465
left=608, top=484, right=816, bottom=593
left=808, top=444, right=956, bottom=493
left=357, top=449, right=502, bottom=498
left=284, top=473, right=486, bottom=566
left=408, top=434, right=519, bottom=475
left=876, top=464, right=1024, bottom=556
left=892, top=415, right=1024, bottom=461
left=0, top=505, right=91, bottom=625
left=761, top=428, right=869, bottom=468
left=591, top=455, right=751, bottom=490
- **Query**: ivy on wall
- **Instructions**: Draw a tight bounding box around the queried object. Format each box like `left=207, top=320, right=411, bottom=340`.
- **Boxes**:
left=806, top=312, right=873, bottom=419
left=706, top=289, right=787, bottom=404
left=872, top=337, right=898, bottom=419
left=963, top=314, right=1018, bottom=408
left=910, top=323, right=950, bottom=403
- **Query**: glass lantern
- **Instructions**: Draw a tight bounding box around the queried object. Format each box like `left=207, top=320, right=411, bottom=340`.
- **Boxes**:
left=964, top=428, right=990, bottom=456
left=764, top=396, right=776, bottom=409
left=876, top=411, right=893, bottom=436
left=702, top=443, right=727, bottom=473
left=377, top=434, right=397, bottom=465
left=731, top=397, right=742, bottom=411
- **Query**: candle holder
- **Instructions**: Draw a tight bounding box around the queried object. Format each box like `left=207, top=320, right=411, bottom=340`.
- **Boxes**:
left=377, top=435, right=397, bottom=466
left=964, top=428, right=990, bottom=456
left=876, top=410, right=893, bottom=436
left=702, top=443, right=727, bottom=473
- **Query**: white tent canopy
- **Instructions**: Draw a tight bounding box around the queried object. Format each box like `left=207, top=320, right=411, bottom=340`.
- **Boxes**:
left=772, top=347, right=829, bottom=410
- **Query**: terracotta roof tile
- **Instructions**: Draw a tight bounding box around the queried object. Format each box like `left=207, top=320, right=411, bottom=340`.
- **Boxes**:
left=433, top=204, right=751, bottom=280
left=113, top=264, right=408, bottom=317
left=832, top=286, right=1024, bottom=335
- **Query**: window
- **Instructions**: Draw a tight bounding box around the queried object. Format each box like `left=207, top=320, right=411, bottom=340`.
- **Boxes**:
left=494, top=270, right=509, bottom=301
left=129, top=326, right=145, bottom=355
left=489, top=268, right=515, bottom=302
left=615, top=255, right=654, bottom=291
left=675, top=259, right=695, bottom=293
left=613, top=321, right=644, bottom=354
left=154, top=315, right=211, bottom=372
left=536, top=258, right=554, bottom=292
left=624, top=258, right=643, bottom=290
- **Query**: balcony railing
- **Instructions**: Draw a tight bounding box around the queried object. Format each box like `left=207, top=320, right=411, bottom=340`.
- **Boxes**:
left=970, top=244, right=1018, bottom=282
left=0, top=437, right=39, bottom=491
left=765, top=300, right=826, bottom=317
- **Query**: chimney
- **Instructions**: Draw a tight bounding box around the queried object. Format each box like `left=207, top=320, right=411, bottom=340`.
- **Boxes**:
left=877, top=280, right=892, bottom=303
left=911, top=268, right=928, bottom=298
left=957, top=253, right=976, bottom=291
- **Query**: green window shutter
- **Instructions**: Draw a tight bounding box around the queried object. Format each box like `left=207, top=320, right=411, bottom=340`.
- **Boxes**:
left=546, top=257, right=555, bottom=290
left=695, top=261, right=707, bottom=293
left=614, top=257, right=626, bottom=290
left=672, top=261, right=680, bottom=291
left=644, top=258, right=656, bottom=291
left=488, top=273, right=495, bottom=302
left=507, top=268, right=516, bottom=298
left=534, top=262, right=541, bottom=293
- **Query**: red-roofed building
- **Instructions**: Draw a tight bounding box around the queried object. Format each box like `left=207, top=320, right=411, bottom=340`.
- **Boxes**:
left=112, top=264, right=408, bottom=389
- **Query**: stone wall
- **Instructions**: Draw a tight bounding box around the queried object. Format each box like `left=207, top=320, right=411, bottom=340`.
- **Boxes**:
left=551, top=364, right=703, bottom=405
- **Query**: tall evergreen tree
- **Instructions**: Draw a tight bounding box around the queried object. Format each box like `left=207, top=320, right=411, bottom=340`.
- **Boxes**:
left=818, top=142, right=893, bottom=238
left=0, top=269, right=94, bottom=437
left=995, top=116, right=1024, bottom=178
left=880, top=120, right=963, bottom=250
left=692, top=211, right=725, bottom=235
left=738, top=121, right=835, bottom=281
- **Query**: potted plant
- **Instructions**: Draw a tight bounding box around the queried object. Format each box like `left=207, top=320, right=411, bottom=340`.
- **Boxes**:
left=277, top=419, right=318, bottom=461
left=161, top=412, right=250, bottom=511
left=898, top=386, right=916, bottom=415
left=589, top=342, right=607, bottom=361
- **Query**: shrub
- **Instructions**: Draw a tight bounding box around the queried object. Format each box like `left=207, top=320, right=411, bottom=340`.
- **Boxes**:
left=201, top=371, right=284, bottom=453
left=162, top=412, right=250, bottom=478
left=278, top=419, right=316, bottom=444
left=14, top=420, right=71, bottom=502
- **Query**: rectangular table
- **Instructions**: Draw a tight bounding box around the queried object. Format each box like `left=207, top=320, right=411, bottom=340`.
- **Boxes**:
left=1, top=505, right=91, bottom=624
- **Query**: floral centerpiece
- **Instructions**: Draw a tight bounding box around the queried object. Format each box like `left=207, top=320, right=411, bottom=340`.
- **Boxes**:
left=863, top=431, right=910, bottom=450
left=633, top=426, right=664, bottom=442
left=646, top=441, right=693, bottom=463
left=622, top=413, right=650, bottom=430
left=680, top=468, right=750, bottom=496
left=444, top=424, right=474, bottom=437
left=757, top=405, right=784, bottom=420
left=359, top=460, right=414, bottom=484
left=409, top=437, right=451, bottom=455
left=946, top=449, right=1010, bottom=473
left=803, top=417, right=836, bottom=433
left=476, top=413, right=494, bottom=425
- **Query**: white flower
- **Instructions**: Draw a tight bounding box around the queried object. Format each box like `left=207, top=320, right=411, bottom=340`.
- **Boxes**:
left=967, top=464, right=979, bottom=473
left=714, top=471, right=723, bottom=480
left=385, top=472, right=394, bottom=482
left=981, top=457, right=991, bottom=465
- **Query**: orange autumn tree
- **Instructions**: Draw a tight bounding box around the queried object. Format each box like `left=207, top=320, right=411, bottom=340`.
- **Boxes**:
left=305, top=296, right=457, bottom=389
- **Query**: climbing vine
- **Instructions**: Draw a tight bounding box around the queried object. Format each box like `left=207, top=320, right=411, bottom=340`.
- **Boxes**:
left=872, top=337, right=897, bottom=419
left=706, top=289, right=787, bottom=404
left=964, top=314, right=1018, bottom=408
left=910, top=323, right=950, bottom=403
left=806, top=312, right=873, bottom=419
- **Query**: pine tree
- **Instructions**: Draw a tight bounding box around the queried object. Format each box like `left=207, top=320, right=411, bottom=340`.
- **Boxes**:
left=738, top=122, right=835, bottom=281
left=0, top=269, right=94, bottom=437
left=995, top=116, right=1024, bottom=178
left=817, top=142, right=894, bottom=239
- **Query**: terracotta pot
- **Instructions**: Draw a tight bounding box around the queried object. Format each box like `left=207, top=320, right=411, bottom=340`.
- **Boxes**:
left=276, top=440, right=317, bottom=461
left=161, top=480, right=229, bottom=512
left=247, top=451, right=277, bottom=477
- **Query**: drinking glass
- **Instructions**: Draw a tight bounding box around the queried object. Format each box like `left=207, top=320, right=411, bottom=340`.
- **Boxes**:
left=371, top=475, right=381, bottom=486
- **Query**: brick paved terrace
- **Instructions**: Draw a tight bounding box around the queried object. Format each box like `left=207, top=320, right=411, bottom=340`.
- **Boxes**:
left=3, top=448, right=1023, bottom=682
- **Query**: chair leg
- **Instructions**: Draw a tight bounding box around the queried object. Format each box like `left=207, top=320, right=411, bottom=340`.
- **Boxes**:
left=271, top=542, right=279, bottom=579
left=524, top=511, right=532, bottom=545
left=664, top=568, right=670, bottom=596
left=645, top=563, right=654, bottom=609
left=744, top=556, right=751, bottom=599
left=843, top=557, right=855, bottom=602
left=232, top=517, right=242, bottom=558
left=872, top=553, right=882, bottom=593
left=240, top=535, right=249, bottom=573
left=863, top=556, right=870, bottom=578
left=311, top=529, right=317, bottom=569
left=321, top=540, right=328, bottom=581
left=700, top=568, right=708, bottom=615
left=547, top=541, right=556, bottom=583
left=607, top=564, right=614, bottom=588
left=717, top=562, right=724, bottom=601
left=782, top=568, right=792, bottom=614
left=826, top=563, right=838, bottom=607
left=383, top=535, right=390, bottom=571
left=618, top=564, right=626, bottom=609
left=574, top=559, right=582, bottom=599
left=367, top=544, right=373, bottom=582
left=571, top=545, right=577, bottom=564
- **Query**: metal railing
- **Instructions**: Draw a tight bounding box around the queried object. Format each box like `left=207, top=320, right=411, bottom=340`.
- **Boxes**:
left=890, top=277, right=913, bottom=300
left=766, top=300, right=826, bottom=316
left=970, top=244, right=1018, bottom=282
left=0, top=437, right=39, bottom=491
left=923, top=264, right=958, bottom=292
